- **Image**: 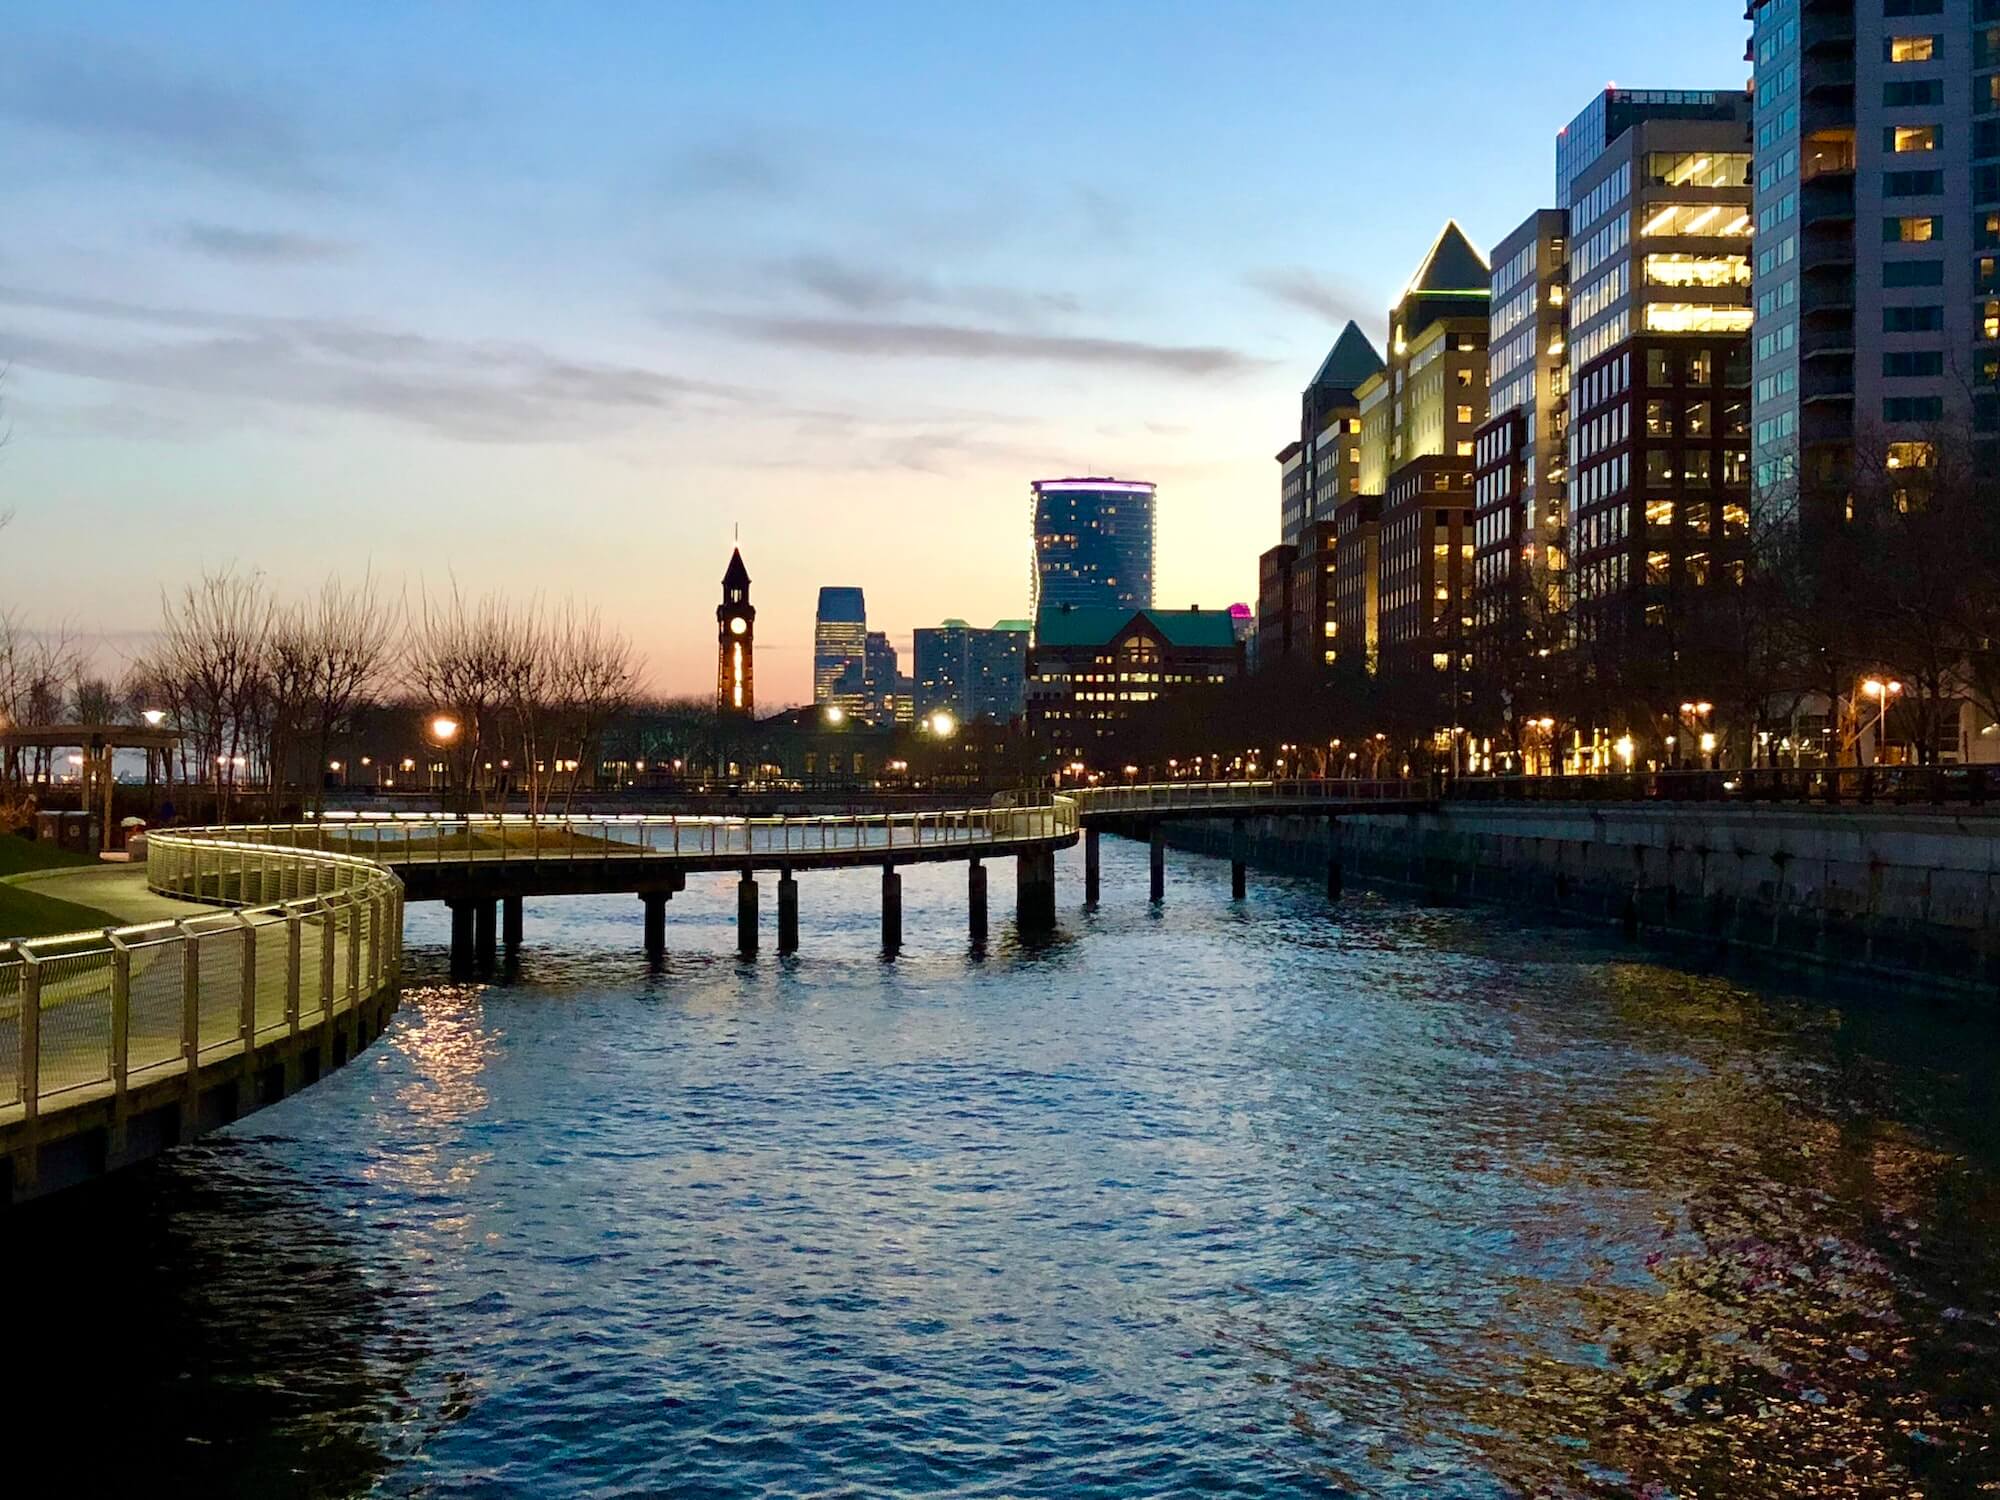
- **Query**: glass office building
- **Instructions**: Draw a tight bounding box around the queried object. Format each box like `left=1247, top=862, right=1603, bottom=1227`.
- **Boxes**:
left=813, top=586, right=868, bottom=711
left=1029, top=478, right=1156, bottom=623
left=912, top=619, right=1029, bottom=723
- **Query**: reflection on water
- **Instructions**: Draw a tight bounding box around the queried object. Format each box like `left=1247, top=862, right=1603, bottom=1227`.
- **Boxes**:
left=7, top=838, right=2000, bottom=1497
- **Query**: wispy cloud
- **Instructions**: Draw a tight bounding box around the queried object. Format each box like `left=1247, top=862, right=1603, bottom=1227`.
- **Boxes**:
left=178, top=222, right=355, bottom=265
left=660, top=134, right=802, bottom=202
left=772, top=252, right=1080, bottom=324
left=718, top=314, right=1263, bottom=377
left=0, top=35, right=323, bottom=191
left=0, top=283, right=747, bottom=443
left=1242, top=267, right=1373, bottom=326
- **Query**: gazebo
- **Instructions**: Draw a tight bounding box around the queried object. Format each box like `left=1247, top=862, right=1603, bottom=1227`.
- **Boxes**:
left=0, top=722, right=184, bottom=851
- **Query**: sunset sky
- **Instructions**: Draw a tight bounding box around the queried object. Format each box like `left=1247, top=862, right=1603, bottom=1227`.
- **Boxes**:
left=1, top=3, right=1746, bottom=703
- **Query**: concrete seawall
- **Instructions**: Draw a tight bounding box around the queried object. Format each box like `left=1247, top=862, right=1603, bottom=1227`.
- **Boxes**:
left=1164, top=804, right=2000, bottom=999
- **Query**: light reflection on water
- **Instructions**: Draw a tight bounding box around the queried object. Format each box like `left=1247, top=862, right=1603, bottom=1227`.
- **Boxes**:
left=7, top=836, right=2000, bottom=1498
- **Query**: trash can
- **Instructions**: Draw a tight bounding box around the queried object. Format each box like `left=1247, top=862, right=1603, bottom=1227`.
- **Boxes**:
left=59, top=811, right=100, bottom=853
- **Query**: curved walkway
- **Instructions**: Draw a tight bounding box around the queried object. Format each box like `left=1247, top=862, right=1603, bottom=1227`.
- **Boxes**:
left=0, top=831, right=402, bottom=1207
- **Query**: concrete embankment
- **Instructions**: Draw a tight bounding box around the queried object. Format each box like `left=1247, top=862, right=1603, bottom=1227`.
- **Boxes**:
left=1164, top=803, right=2000, bottom=999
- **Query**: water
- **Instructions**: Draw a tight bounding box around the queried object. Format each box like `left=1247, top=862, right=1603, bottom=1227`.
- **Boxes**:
left=9, top=837, right=2000, bottom=1498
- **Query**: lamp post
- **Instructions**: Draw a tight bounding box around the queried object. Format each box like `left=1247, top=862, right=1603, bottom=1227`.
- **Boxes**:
left=429, top=714, right=461, bottom=810
left=1860, top=678, right=1903, bottom=766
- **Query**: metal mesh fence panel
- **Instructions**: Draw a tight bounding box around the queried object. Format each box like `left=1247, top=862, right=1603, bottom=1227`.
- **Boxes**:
left=195, top=927, right=245, bottom=1059
left=126, top=936, right=186, bottom=1076
left=33, top=948, right=115, bottom=1096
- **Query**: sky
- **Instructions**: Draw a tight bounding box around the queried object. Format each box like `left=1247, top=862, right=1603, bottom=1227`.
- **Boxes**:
left=0, top=2, right=1749, bottom=704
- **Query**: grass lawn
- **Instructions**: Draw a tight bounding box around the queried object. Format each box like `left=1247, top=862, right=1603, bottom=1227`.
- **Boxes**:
left=0, top=832, right=96, bottom=878
left=0, top=880, right=118, bottom=942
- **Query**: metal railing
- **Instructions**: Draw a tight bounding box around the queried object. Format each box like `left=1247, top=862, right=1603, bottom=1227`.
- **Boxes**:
left=150, top=799, right=1081, bottom=869
left=0, top=834, right=401, bottom=1119
left=1445, top=766, right=2000, bottom=808
left=1070, top=778, right=1428, bottom=817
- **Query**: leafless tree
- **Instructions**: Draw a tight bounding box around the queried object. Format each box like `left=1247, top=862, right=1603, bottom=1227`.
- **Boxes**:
left=405, top=581, right=514, bottom=814
left=156, top=568, right=273, bottom=818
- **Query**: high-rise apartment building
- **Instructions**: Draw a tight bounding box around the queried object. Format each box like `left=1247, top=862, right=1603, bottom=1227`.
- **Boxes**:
left=1747, top=0, right=1997, bottom=500
left=1332, top=495, right=1383, bottom=674
left=864, top=631, right=901, bottom=722
left=1561, top=92, right=1756, bottom=642
left=912, top=620, right=1029, bottom=724
left=1029, top=478, right=1156, bottom=621
left=1473, top=209, right=1572, bottom=674
left=1370, top=223, right=1492, bottom=682
left=813, top=586, right=868, bottom=711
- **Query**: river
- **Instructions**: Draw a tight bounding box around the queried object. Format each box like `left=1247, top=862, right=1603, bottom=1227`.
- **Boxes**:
left=8, top=835, right=2000, bottom=1497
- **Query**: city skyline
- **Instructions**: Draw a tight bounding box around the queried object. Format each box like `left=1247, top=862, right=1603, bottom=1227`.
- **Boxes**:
left=1, top=4, right=1749, bottom=702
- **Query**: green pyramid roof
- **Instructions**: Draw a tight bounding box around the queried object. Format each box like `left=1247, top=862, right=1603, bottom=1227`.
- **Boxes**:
left=1307, top=321, right=1384, bottom=398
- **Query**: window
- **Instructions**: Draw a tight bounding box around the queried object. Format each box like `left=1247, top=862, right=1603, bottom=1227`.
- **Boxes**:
left=1884, top=395, right=1945, bottom=421
left=1884, top=0, right=1942, bottom=13
left=1638, top=203, right=1754, bottom=237
left=1885, top=304, right=1945, bottom=331
left=1885, top=170, right=1945, bottom=196
left=1647, top=452, right=1674, bottom=486
left=1455, top=368, right=1473, bottom=387
left=1685, top=501, right=1713, bottom=533
left=1884, top=259, right=1945, bottom=286
left=1643, top=252, right=1752, bottom=287
left=1888, top=34, right=1937, bottom=61
left=1645, top=499, right=1674, bottom=529
left=1883, top=80, right=1944, bottom=108
left=1646, top=400, right=1673, bottom=436
left=1455, top=404, right=1473, bottom=424
left=1886, top=215, right=1941, bottom=241
left=1648, top=349, right=1675, bottom=386
left=1884, top=350, right=1945, bottom=376
left=1686, top=401, right=1712, bottom=436
left=1886, top=441, right=1935, bottom=469
left=1887, top=124, right=1940, bottom=152
left=1684, top=451, right=1713, bottom=484
left=1723, top=503, right=1749, bottom=535
left=1689, top=350, right=1714, bottom=385
left=1687, top=552, right=1712, bottom=586
left=1646, top=151, right=1753, bottom=189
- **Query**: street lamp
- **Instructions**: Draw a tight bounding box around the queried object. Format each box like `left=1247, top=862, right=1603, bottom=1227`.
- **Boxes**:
left=824, top=704, right=847, bottom=727
left=430, top=715, right=459, bottom=743
left=140, top=708, right=167, bottom=728
left=1861, top=678, right=1903, bottom=765
left=927, top=710, right=957, bottom=739
left=1614, top=734, right=1636, bottom=771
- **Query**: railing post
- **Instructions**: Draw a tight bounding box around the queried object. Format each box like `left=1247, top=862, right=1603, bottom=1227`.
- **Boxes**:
left=18, top=952, right=40, bottom=1119
left=347, top=892, right=363, bottom=1005
left=109, top=934, right=131, bottom=1096
left=181, top=924, right=201, bottom=1074
left=238, top=913, right=257, bottom=1066
left=320, top=902, right=337, bottom=1019
left=286, top=910, right=303, bottom=1036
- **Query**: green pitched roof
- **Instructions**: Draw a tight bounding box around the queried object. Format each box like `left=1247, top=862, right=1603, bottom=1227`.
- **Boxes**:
left=990, top=618, right=1031, bottom=633
left=1307, top=320, right=1385, bottom=397
left=1034, top=604, right=1239, bottom=649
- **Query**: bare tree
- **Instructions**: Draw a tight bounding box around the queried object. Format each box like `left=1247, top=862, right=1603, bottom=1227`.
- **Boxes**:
left=405, top=581, right=514, bottom=815
left=156, top=568, right=272, bottom=818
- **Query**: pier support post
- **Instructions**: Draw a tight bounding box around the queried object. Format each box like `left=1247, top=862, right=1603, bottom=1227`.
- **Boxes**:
left=449, top=900, right=474, bottom=973
left=1085, top=828, right=1101, bottom=906
left=502, top=895, right=523, bottom=950
left=1016, top=847, right=1056, bottom=934
left=737, top=870, right=759, bottom=957
left=1230, top=818, right=1247, bottom=901
left=1326, top=816, right=1344, bottom=902
left=968, top=858, right=988, bottom=952
left=642, top=891, right=669, bottom=959
left=778, top=870, right=799, bottom=954
left=882, top=863, right=902, bottom=955
left=474, top=899, right=497, bottom=971
left=1149, top=824, right=1166, bottom=903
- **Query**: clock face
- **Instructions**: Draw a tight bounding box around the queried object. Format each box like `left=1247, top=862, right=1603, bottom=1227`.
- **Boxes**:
left=728, top=615, right=748, bottom=636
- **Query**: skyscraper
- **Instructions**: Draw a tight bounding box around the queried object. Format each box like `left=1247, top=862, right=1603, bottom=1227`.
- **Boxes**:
left=1746, top=0, right=1995, bottom=501
left=1029, top=477, right=1156, bottom=622
left=913, top=619, right=1029, bottom=723
left=715, top=548, right=755, bottom=717
left=813, top=587, right=868, bottom=711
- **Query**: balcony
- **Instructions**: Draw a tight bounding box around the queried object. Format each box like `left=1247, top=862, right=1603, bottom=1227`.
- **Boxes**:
left=1801, top=364, right=1856, bottom=404
left=1801, top=9, right=1855, bottom=56
left=1799, top=173, right=1855, bottom=227
left=1799, top=322, right=1855, bottom=361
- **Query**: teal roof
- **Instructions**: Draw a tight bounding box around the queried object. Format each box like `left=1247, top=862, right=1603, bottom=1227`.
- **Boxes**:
left=990, top=618, right=1030, bottom=633
left=1034, top=604, right=1239, bottom=649
left=1307, top=321, right=1384, bottom=397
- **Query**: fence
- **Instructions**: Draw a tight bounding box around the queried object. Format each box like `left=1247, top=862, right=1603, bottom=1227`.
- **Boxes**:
left=1071, top=779, right=1427, bottom=817
left=1446, top=765, right=2000, bottom=808
left=147, top=799, right=1080, bottom=869
left=0, top=834, right=401, bottom=1117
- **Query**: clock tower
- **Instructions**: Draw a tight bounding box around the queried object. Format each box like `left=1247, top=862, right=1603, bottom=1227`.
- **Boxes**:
left=716, top=547, right=755, bottom=716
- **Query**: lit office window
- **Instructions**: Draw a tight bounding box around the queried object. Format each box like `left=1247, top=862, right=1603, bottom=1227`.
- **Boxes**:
left=1639, top=204, right=1754, bottom=237
left=1888, top=124, right=1939, bottom=153
left=1643, top=253, right=1752, bottom=287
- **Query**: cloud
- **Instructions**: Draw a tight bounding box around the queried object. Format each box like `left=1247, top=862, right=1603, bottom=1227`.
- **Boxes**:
left=1242, top=267, right=1373, bottom=326
left=0, top=283, right=748, bottom=443
left=772, top=253, right=1080, bottom=324
left=718, top=314, right=1263, bottom=377
left=660, top=135, right=801, bottom=202
left=178, top=222, right=355, bottom=265
left=0, top=35, right=323, bottom=191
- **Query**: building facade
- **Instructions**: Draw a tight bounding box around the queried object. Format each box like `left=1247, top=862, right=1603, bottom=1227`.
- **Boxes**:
left=1371, top=223, right=1492, bottom=685
left=715, top=548, right=755, bottom=717
left=1332, top=494, right=1383, bottom=675
left=1473, top=209, right=1571, bottom=677
left=1026, top=604, right=1242, bottom=765
left=1561, top=97, right=1756, bottom=644
left=1256, top=542, right=1296, bottom=667
left=1289, top=520, right=1340, bottom=669
left=912, top=620, right=1028, bottom=724
left=1029, top=477, right=1157, bottom=620
left=1747, top=0, right=1996, bottom=502
left=813, top=586, right=869, bottom=711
